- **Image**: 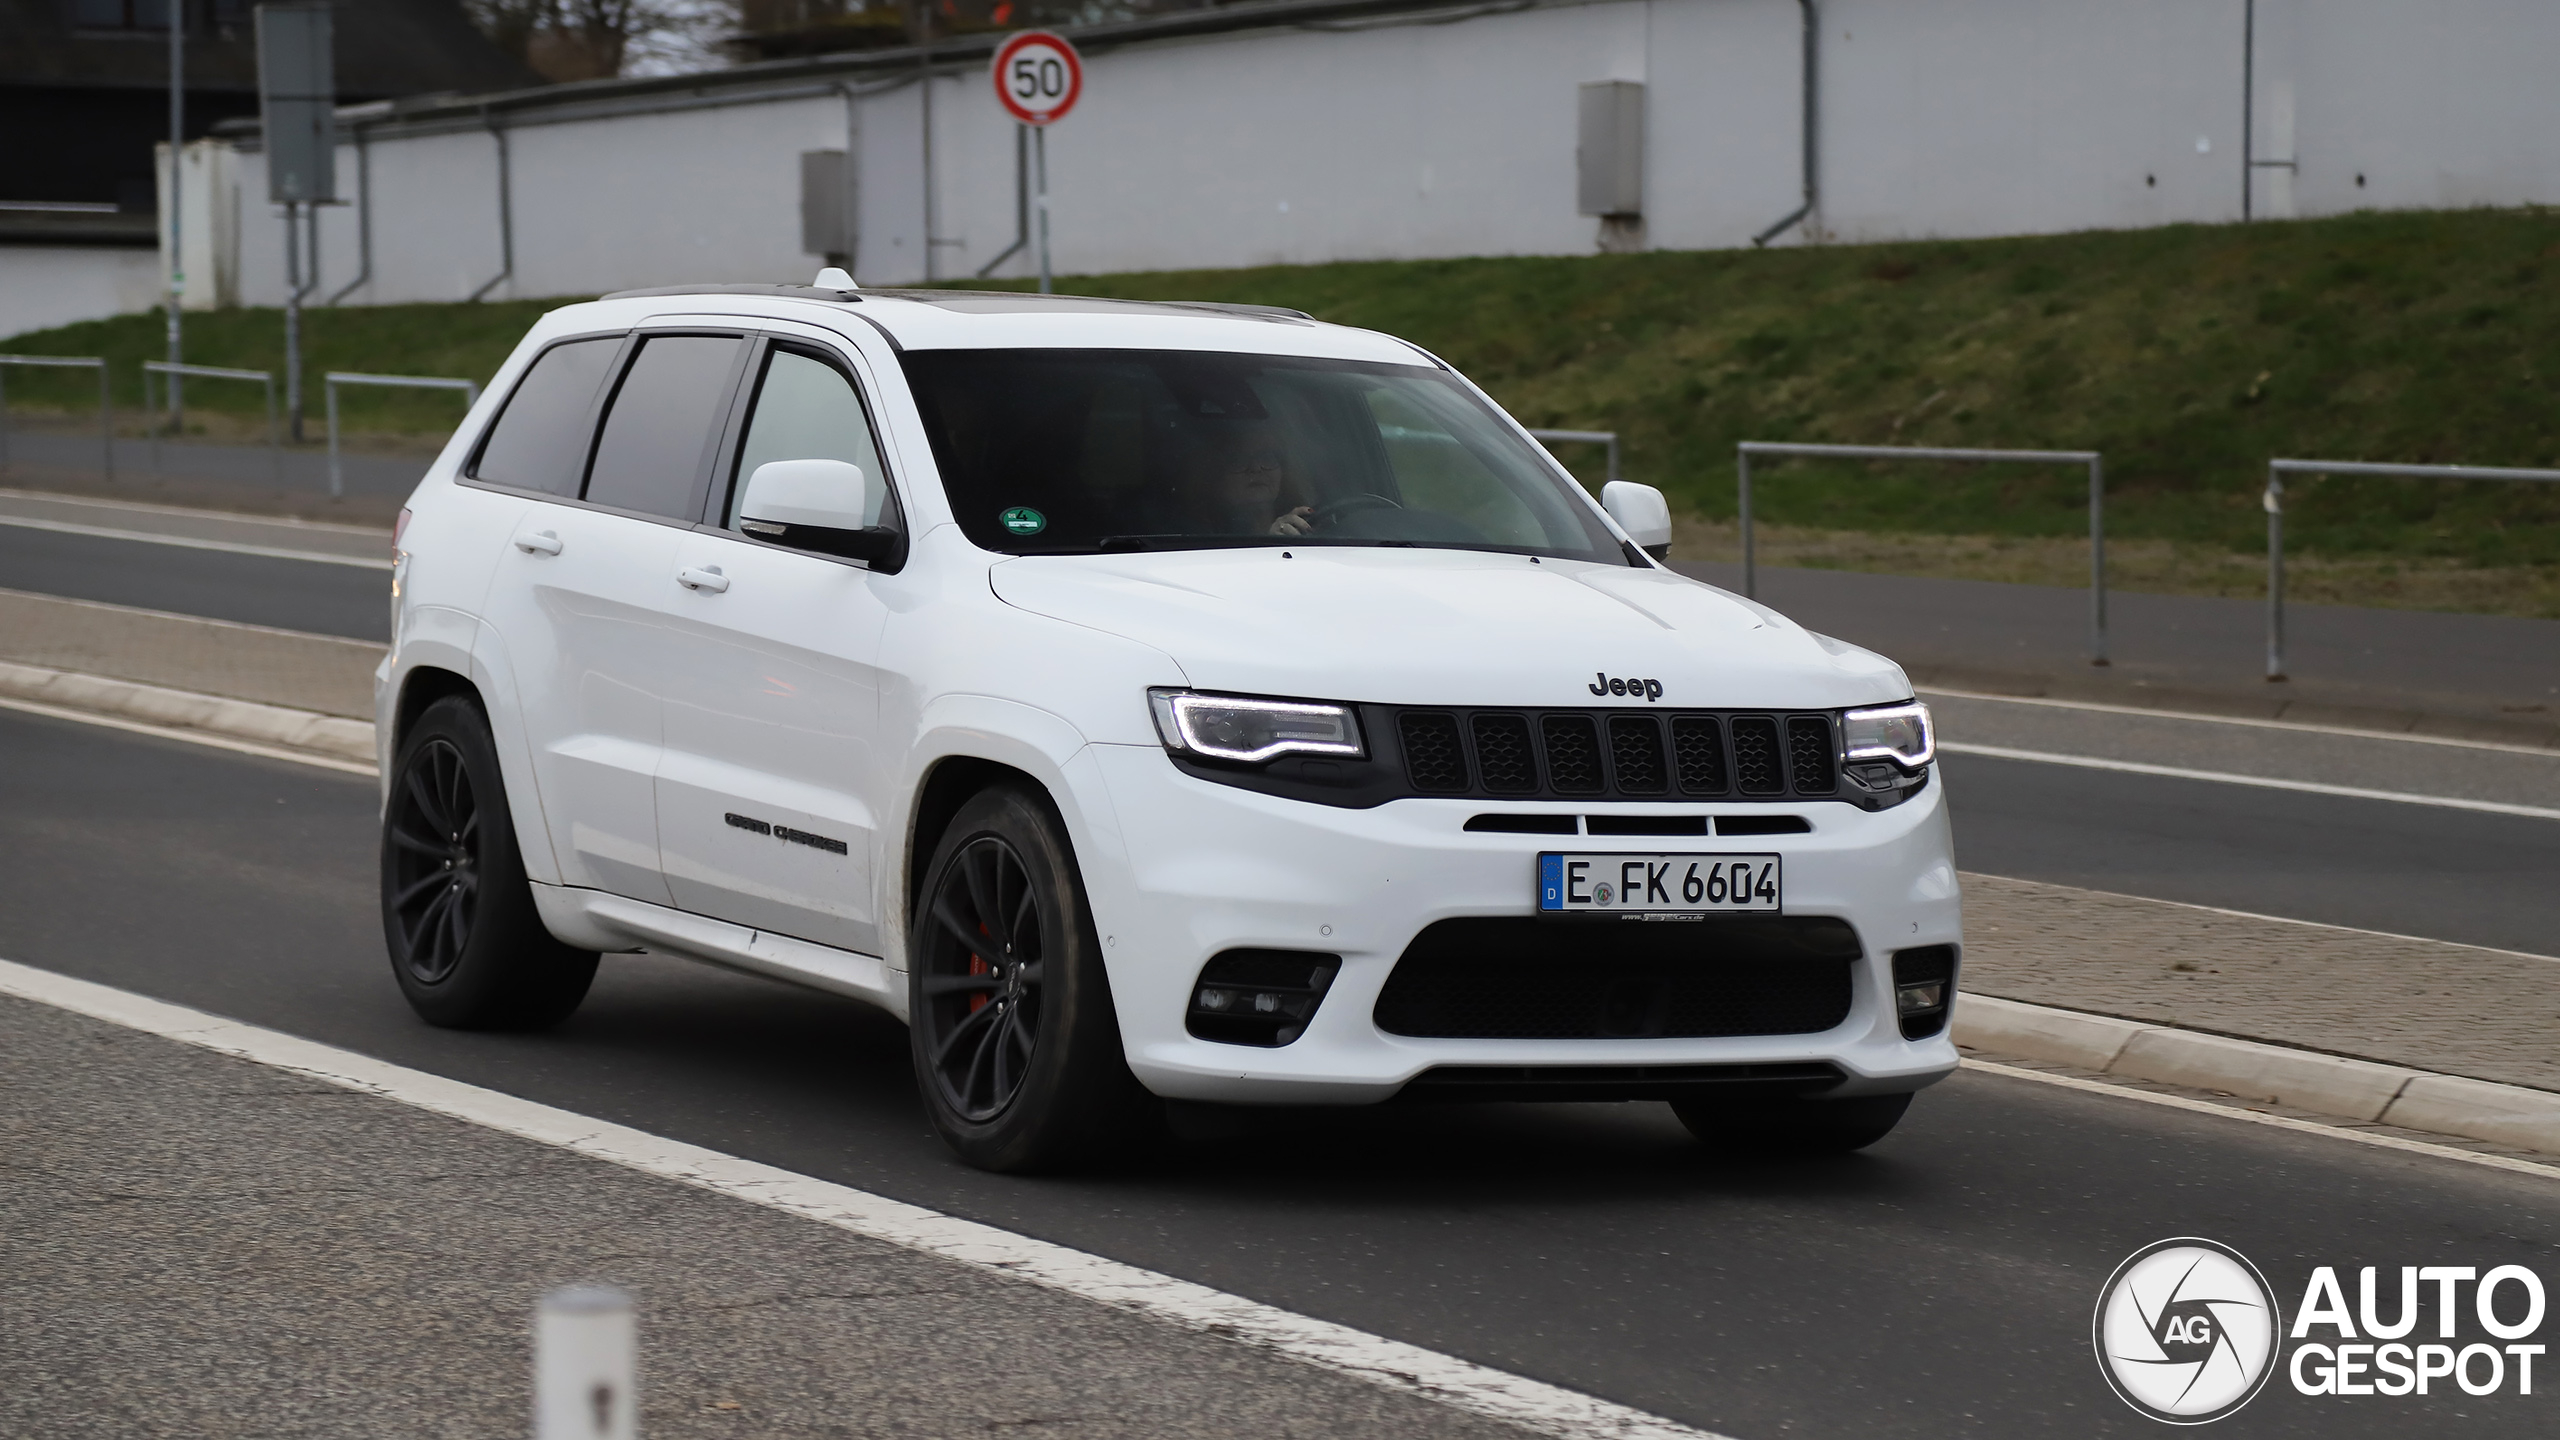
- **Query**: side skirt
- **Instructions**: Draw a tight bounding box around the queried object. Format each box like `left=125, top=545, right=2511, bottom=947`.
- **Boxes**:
left=529, top=882, right=907, bottom=1022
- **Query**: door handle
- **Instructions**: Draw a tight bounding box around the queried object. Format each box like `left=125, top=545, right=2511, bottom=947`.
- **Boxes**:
left=513, top=529, right=562, bottom=556
left=677, top=565, right=730, bottom=594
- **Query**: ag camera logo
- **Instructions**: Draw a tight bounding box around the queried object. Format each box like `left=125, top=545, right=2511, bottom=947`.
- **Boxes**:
left=2094, top=1238, right=2282, bottom=1424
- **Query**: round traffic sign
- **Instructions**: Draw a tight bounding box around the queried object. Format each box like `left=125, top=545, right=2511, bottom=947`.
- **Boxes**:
left=992, top=30, right=1082, bottom=127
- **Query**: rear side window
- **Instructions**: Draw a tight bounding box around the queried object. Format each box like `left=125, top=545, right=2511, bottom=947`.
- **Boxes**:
left=471, top=336, right=621, bottom=495
left=586, top=335, right=744, bottom=521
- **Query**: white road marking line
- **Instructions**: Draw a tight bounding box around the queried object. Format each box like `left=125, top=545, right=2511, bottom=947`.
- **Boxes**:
left=1961, top=1059, right=2560, bottom=1183
left=1921, top=685, right=2560, bottom=757
left=0, top=955, right=1730, bottom=1440
left=1939, top=740, right=2560, bottom=820
left=1959, top=870, right=2560, bottom=966
left=0, top=695, right=377, bottom=776
left=0, top=513, right=392, bottom=569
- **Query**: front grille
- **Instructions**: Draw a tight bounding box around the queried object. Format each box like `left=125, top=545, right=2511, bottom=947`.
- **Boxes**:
left=1374, top=916, right=1860, bottom=1040
left=1471, top=713, right=1537, bottom=793
left=1398, top=712, right=1467, bottom=792
left=1384, top=707, right=1840, bottom=803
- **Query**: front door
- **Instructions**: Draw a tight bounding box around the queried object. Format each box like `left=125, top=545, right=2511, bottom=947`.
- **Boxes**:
left=654, top=339, right=899, bottom=954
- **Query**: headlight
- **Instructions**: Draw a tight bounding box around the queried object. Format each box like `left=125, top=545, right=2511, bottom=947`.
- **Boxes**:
left=1842, top=701, right=1933, bottom=769
left=1150, top=690, right=1365, bottom=765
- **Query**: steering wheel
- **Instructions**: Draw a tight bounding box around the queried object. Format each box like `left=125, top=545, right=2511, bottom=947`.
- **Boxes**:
left=1307, top=494, right=1405, bottom=530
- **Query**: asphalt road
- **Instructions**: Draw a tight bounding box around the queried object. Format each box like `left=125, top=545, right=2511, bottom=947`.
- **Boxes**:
left=0, top=524, right=390, bottom=641
left=1, top=706, right=2551, bottom=1440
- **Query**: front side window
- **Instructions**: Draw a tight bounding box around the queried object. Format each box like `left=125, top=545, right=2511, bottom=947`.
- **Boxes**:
left=725, top=347, right=894, bottom=530
left=901, top=348, right=1627, bottom=563
left=585, top=335, right=743, bottom=521
left=470, top=335, right=622, bottom=497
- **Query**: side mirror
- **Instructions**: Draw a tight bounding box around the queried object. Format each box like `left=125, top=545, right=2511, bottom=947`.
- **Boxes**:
left=738, top=459, right=898, bottom=565
left=1601, top=480, right=1673, bottom=561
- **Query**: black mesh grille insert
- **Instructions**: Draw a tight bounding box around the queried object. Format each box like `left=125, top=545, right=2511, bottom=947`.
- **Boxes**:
left=1399, top=712, right=1467, bottom=792
left=1730, top=716, right=1784, bottom=795
left=1607, top=716, right=1668, bottom=794
left=1787, top=716, right=1838, bottom=794
left=1374, top=916, right=1860, bottom=1040
left=1671, top=716, right=1728, bottom=794
left=1540, top=715, right=1603, bottom=794
left=1470, top=713, right=1537, bottom=793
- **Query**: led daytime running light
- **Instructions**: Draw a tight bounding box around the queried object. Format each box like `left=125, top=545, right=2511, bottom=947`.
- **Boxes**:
left=1151, top=690, right=1365, bottom=765
left=1842, top=701, right=1934, bottom=768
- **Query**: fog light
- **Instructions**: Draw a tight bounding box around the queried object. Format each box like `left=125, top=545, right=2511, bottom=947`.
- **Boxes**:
left=1890, top=944, right=1958, bottom=1040
left=1187, top=949, right=1341, bottom=1048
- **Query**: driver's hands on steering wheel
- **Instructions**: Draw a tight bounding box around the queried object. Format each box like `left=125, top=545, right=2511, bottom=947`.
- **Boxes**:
left=1268, top=506, right=1314, bottom=537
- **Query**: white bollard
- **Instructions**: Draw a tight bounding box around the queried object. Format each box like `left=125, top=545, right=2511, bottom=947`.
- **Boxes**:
left=535, top=1284, right=637, bottom=1440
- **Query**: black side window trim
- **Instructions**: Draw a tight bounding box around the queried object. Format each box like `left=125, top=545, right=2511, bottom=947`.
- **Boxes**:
left=579, top=329, right=756, bottom=522
left=462, top=328, right=635, bottom=492
left=699, top=332, right=908, bottom=569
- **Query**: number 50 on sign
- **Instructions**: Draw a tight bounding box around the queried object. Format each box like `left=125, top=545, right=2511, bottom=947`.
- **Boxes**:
left=992, top=31, right=1083, bottom=126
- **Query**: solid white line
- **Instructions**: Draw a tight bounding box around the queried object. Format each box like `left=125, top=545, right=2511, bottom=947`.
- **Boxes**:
left=0, top=955, right=1729, bottom=1440
left=1961, top=1059, right=2560, bottom=1183
left=0, top=695, right=377, bottom=776
left=0, top=514, right=392, bottom=569
left=1940, top=740, right=2560, bottom=820
left=1958, top=870, right=2560, bottom=966
left=1921, top=685, right=2560, bottom=758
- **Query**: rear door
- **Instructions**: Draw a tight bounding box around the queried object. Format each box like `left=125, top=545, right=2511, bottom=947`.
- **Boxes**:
left=472, top=328, right=750, bottom=902
left=652, top=335, right=900, bottom=953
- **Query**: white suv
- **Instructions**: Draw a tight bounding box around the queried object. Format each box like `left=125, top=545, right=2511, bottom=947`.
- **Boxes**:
left=377, top=280, right=1960, bottom=1171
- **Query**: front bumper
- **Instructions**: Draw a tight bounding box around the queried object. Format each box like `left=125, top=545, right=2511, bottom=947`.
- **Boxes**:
left=1077, top=743, right=1964, bottom=1104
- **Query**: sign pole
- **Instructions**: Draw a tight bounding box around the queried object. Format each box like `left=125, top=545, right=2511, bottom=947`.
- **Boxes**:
left=167, top=0, right=185, bottom=434
left=1035, top=125, right=1051, bottom=294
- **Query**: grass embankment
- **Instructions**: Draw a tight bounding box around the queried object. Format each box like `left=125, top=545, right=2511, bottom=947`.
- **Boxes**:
left=8, top=207, right=2557, bottom=613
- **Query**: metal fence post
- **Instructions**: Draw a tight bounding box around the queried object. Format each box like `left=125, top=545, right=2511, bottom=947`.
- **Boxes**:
left=262, top=373, right=280, bottom=483
left=1738, top=447, right=1756, bottom=598
left=2264, top=468, right=2285, bottom=681
left=97, top=359, right=112, bottom=481
left=326, top=376, right=342, bottom=497
left=0, top=365, right=9, bottom=471
left=536, top=1285, right=636, bottom=1440
left=144, top=366, right=159, bottom=476
left=2087, top=454, right=2108, bottom=666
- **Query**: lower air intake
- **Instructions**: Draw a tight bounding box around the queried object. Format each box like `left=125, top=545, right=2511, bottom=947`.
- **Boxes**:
left=1373, top=916, right=1860, bottom=1040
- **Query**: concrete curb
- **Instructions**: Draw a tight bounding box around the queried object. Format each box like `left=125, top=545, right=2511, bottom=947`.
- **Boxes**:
left=0, top=659, right=376, bottom=765
left=1955, top=992, right=2560, bottom=1157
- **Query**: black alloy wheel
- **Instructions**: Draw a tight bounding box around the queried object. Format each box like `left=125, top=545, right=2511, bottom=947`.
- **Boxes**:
left=379, top=696, right=598, bottom=1030
left=917, top=834, right=1047, bottom=1123
left=385, top=736, right=479, bottom=986
left=908, top=784, right=1155, bottom=1171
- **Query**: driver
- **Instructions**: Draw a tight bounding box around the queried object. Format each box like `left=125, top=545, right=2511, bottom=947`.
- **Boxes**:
left=1196, top=423, right=1313, bottom=537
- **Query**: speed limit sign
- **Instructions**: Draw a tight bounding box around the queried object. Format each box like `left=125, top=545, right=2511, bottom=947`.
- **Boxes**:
left=992, top=31, right=1082, bottom=127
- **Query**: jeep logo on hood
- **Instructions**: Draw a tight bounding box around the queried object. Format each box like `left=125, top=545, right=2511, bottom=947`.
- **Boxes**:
left=1590, top=673, right=1664, bottom=701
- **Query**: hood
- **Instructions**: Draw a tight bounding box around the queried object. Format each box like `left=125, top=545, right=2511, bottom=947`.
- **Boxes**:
left=987, top=547, right=1910, bottom=710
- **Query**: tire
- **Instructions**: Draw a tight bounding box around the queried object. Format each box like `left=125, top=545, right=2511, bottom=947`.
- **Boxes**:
left=908, top=784, right=1152, bottom=1172
left=380, top=695, right=598, bottom=1030
left=1671, top=1091, right=1911, bottom=1155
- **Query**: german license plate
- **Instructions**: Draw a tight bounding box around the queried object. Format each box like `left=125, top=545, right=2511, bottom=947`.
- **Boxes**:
left=1539, top=852, right=1782, bottom=917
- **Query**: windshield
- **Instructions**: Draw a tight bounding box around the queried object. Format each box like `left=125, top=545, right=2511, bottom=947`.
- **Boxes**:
left=902, top=348, right=1630, bottom=562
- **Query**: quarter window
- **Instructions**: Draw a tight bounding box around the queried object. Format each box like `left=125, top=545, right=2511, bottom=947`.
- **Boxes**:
left=727, top=348, right=894, bottom=530
left=470, top=336, right=621, bottom=497
left=586, top=335, right=744, bottom=521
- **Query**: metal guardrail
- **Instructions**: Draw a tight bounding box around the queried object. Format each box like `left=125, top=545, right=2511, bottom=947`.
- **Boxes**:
left=1528, top=429, right=1620, bottom=487
left=0, top=354, right=113, bottom=482
left=2262, top=457, right=2560, bottom=681
left=143, top=361, right=280, bottom=483
left=1738, top=441, right=2111, bottom=667
left=324, top=371, right=479, bottom=498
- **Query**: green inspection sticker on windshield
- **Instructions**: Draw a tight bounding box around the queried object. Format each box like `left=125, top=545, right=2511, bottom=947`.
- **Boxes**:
left=999, top=506, right=1047, bottom=536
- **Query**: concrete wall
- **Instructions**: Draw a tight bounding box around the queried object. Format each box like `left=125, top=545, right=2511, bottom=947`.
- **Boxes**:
left=0, top=247, right=164, bottom=341
left=154, top=0, right=2560, bottom=311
